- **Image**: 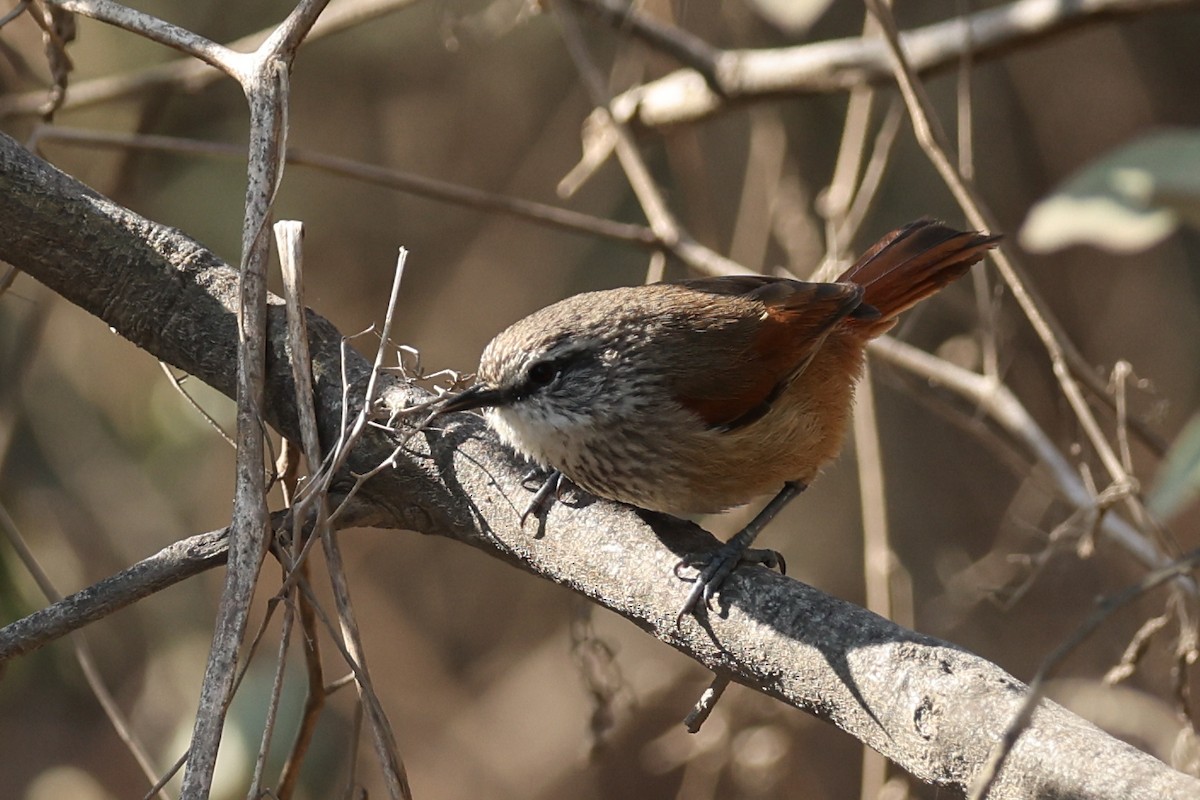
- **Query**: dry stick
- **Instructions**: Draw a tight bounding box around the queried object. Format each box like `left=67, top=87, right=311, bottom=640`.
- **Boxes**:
left=832, top=96, right=904, bottom=264
left=550, top=0, right=748, bottom=278
left=278, top=579, right=325, bottom=800
left=143, top=752, right=189, bottom=800
left=266, top=551, right=407, bottom=798
left=946, top=2, right=998, bottom=393
left=248, top=439, right=309, bottom=799
left=153, top=567, right=301, bottom=799
left=0, top=498, right=368, bottom=665
left=818, top=83, right=876, bottom=264
left=967, top=546, right=1200, bottom=800
left=605, top=0, right=1195, bottom=129
left=281, top=238, right=412, bottom=799
left=249, top=589, right=296, bottom=798
left=277, top=221, right=412, bottom=796
left=869, top=336, right=1171, bottom=573
left=812, top=17, right=896, bottom=796
left=0, top=525, right=231, bottom=662
left=0, top=503, right=171, bottom=800
left=0, top=1, right=31, bottom=29
left=157, top=361, right=237, bottom=448
left=566, top=0, right=726, bottom=94
left=0, top=0, right=425, bottom=118
left=683, top=675, right=730, bottom=733
left=863, top=0, right=1172, bottom=576
left=297, top=254, right=423, bottom=536
left=953, top=0, right=1002, bottom=386
left=1106, top=612, right=1171, bottom=685
left=29, top=126, right=654, bottom=248
left=54, top=0, right=235, bottom=68
left=853, top=366, right=896, bottom=800
left=274, top=221, right=329, bottom=800
left=204, top=7, right=329, bottom=797
left=316, top=250, right=412, bottom=800
left=46, top=0, right=350, bottom=794
left=183, top=67, right=280, bottom=800
left=727, top=106, right=789, bottom=273
left=344, top=693, right=367, bottom=799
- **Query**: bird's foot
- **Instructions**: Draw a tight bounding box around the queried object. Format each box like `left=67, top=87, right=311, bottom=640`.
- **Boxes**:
left=674, top=543, right=785, bottom=626
left=519, top=467, right=579, bottom=526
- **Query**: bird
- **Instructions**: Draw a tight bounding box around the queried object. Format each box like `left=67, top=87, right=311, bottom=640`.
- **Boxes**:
left=434, top=219, right=1000, bottom=622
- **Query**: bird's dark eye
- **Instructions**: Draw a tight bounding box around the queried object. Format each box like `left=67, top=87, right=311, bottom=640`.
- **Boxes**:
left=526, top=360, right=560, bottom=387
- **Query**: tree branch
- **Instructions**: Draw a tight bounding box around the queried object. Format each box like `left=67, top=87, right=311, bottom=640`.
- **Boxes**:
left=2, top=131, right=1198, bottom=799
left=605, top=0, right=1196, bottom=129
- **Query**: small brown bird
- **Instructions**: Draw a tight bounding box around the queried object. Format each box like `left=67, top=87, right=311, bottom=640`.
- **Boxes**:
left=437, top=220, right=999, bottom=621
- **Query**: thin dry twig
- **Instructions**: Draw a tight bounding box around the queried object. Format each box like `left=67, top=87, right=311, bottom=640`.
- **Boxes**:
left=0, top=502, right=170, bottom=800
left=967, top=547, right=1200, bottom=800
left=868, top=335, right=1177, bottom=575
left=280, top=224, right=412, bottom=798
left=1105, top=611, right=1171, bottom=685
left=602, top=0, right=1195, bottom=129
left=0, top=0, right=426, bottom=118
left=249, top=585, right=297, bottom=798
left=566, top=0, right=726, bottom=93
left=77, top=0, right=342, bottom=795
left=0, top=525, right=230, bottom=662
left=0, top=1, right=32, bottom=29
left=272, top=221, right=329, bottom=798
left=157, top=361, right=236, bottom=448
left=863, top=0, right=1174, bottom=584
left=550, top=0, right=748, bottom=278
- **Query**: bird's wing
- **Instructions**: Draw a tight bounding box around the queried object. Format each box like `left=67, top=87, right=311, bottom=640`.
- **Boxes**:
left=668, top=277, right=863, bottom=431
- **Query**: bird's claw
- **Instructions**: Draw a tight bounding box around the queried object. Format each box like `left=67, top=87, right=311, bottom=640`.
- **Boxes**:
left=518, top=468, right=578, bottom=527
left=674, top=545, right=785, bottom=626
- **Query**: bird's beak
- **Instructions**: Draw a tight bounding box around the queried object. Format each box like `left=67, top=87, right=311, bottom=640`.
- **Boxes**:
left=434, top=384, right=508, bottom=416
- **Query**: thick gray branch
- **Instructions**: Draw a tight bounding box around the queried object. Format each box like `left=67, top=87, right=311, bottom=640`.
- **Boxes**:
left=1, top=133, right=1196, bottom=798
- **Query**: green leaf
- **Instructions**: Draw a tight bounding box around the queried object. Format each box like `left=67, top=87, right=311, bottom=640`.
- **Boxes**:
left=1020, top=130, right=1200, bottom=253
left=1148, top=412, right=1200, bottom=522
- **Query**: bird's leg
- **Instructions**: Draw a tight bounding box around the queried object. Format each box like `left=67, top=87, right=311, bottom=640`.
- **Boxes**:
left=519, top=467, right=578, bottom=526
left=676, top=481, right=806, bottom=625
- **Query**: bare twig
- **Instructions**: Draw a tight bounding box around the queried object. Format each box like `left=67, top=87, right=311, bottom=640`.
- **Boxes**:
left=0, top=525, right=231, bottom=662
left=864, top=0, right=1173, bottom=583
left=551, top=0, right=748, bottom=278
left=272, top=225, right=329, bottom=799
left=0, top=0, right=426, bottom=118
left=249, top=586, right=296, bottom=798
left=968, top=547, right=1200, bottom=800
left=285, top=232, right=411, bottom=799
left=1105, top=611, right=1171, bottom=685
left=157, top=362, right=236, bottom=447
left=173, top=2, right=331, bottom=796
left=868, top=336, right=1179, bottom=576
left=683, top=674, right=731, bottom=734
left=0, top=1, right=32, bottom=29
left=0, top=502, right=170, bottom=800
left=604, top=0, right=1195, bottom=129
left=566, top=0, right=726, bottom=94
left=52, top=0, right=240, bottom=71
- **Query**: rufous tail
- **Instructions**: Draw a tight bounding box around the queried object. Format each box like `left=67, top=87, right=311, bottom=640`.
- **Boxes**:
left=838, top=219, right=1000, bottom=337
